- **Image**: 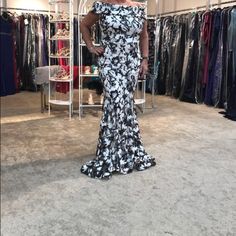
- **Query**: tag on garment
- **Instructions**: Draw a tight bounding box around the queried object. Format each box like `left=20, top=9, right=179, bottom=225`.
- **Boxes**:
left=24, top=19, right=29, bottom=25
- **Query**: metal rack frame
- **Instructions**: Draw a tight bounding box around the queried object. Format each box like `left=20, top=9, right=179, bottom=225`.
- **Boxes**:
left=77, top=0, right=101, bottom=119
left=149, top=0, right=160, bottom=110
left=48, top=0, right=74, bottom=119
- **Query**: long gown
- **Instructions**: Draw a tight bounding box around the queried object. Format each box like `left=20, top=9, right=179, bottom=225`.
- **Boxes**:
left=81, top=1, right=156, bottom=179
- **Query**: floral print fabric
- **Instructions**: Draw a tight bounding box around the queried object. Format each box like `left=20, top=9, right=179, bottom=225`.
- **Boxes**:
left=81, top=1, right=156, bottom=179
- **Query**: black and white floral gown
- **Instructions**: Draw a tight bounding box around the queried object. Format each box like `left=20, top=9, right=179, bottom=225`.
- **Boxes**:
left=81, top=1, right=156, bottom=179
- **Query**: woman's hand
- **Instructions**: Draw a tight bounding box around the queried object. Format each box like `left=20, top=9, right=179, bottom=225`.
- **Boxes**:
left=139, top=59, right=148, bottom=79
left=88, top=46, right=105, bottom=56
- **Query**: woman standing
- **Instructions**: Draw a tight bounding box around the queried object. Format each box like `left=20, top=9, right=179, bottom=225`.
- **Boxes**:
left=80, top=0, right=156, bottom=179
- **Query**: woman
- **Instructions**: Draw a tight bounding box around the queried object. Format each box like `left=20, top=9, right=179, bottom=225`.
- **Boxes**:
left=80, top=0, right=156, bottom=179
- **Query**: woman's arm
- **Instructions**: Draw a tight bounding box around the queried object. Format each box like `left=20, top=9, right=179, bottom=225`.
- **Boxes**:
left=139, top=20, right=149, bottom=78
left=80, top=12, right=104, bottom=56
left=140, top=20, right=149, bottom=58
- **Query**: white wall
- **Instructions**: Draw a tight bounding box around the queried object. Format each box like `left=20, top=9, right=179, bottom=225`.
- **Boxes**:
left=175, top=0, right=205, bottom=11
left=5, top=0, right=236, bottom=14
left=5, top=0, right=160, bottom=15
left=6, top=0, right=80, bottom=12
left=7, top=0, right=49, bottom=10
left=154, top=0, right=236, bottom=14
left=147, top=0, right=162, bottom=15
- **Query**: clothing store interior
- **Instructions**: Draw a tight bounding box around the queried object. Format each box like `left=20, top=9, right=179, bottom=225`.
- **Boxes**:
left=1, top=0, right=236, bottom=235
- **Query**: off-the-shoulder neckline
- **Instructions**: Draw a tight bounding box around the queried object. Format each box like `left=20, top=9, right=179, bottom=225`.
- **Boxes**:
left=95, top=1, right=146, bottom=8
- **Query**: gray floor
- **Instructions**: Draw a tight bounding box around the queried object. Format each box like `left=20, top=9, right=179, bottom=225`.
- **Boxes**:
left=1, top=91, right=236, bottom=236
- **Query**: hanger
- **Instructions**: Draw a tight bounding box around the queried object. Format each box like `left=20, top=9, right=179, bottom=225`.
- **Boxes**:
left=191, top=7, right=198, bottom=13
left=1, top=11, right=15, bottom=22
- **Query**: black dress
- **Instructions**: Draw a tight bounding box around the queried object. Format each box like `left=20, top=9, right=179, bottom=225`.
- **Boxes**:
left=81, top=1, right=156, bottom=179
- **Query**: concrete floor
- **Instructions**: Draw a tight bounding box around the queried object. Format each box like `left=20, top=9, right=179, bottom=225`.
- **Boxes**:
left=1, top=91, right=236, bottom=236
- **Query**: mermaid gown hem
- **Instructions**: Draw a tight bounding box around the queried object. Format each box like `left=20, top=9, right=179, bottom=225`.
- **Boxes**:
left=80, top=1, right=156, bottom=179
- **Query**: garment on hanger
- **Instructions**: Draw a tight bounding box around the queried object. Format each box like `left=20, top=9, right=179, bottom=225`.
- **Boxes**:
left=195, top=11, right=210, bottom=104
left=0, top=12, right=16, bottom=96
left=219, top=8, right=230, bottom=108
left=211, top=9, right=225, bottom=107
left=205, top=9, right=222, bottom=105
left=224, top=7, right=236, bottom=120
left=165, top=16, right=176, bottom=96
left=172, top=15, right=187, bottom=98
left=158, top=17, right=172, bottom=94
left=179, top=13, right=199, bottom=103
left=154, top=5, right=236, bottom=121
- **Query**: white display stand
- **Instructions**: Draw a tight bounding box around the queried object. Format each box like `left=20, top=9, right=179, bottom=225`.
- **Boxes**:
left=77, top=0, right=158, bottom=119
left=48, top=0, right=74, bottom=119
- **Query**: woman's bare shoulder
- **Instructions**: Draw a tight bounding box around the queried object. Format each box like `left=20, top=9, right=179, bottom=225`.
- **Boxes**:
left=131, top=1, right=145, bottom=7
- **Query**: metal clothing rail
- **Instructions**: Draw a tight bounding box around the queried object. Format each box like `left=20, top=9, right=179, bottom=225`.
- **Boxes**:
left=0, top=6, right=49, bottom=14
left=147, top=15, right=157, bottom=19
left=209, top=0, right=236, bottom=8
left=161, top=0, right=236, bottom=16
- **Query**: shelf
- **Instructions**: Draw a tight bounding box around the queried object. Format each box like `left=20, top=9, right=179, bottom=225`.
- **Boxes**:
left=49, top=0, right=70, bottom=4
left=79, top=74, right=99, bottom=77
left=49, top=100, right=72, bottom=106
left=81, top=104, right=103, bottom=108
left=134, top=99, right=146, bottom=105
left=50, top=20, right=70, bottom=23
left=49, top=37, right=70, bottom=41
left=50, top=55, right=70, bottom=59
left=49, top=77, right=72, bottom=82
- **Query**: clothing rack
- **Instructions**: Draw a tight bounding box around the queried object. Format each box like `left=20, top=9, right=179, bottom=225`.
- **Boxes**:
left=161, top=0, right=236, bottom=16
